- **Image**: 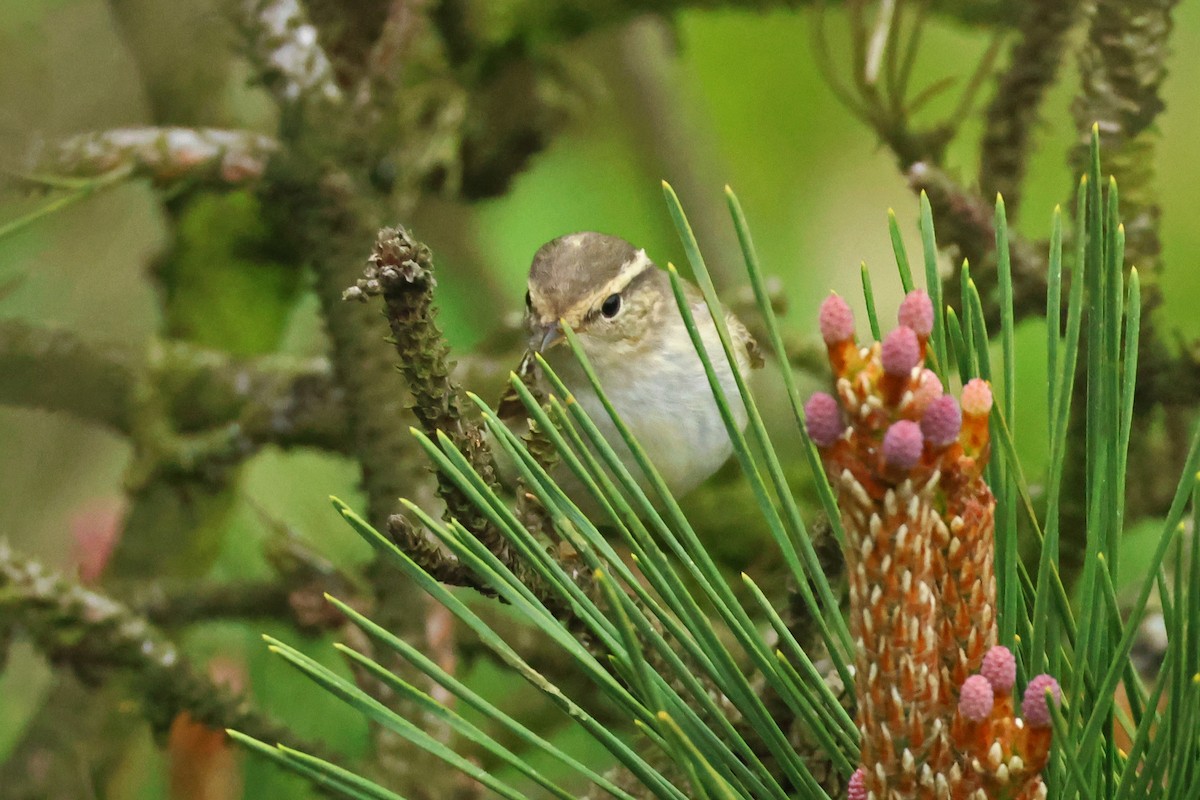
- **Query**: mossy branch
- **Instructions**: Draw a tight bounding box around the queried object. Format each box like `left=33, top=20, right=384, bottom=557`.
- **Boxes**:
left=0, top=319, right=349, bottom=454
left=0, top=541, right=331, bottom=759
left=979, top=0, right=1082, bottom=216
left=906, top=162, right=1047, bottom=325
left=1071, top=0, right=1176, bottom=278
left=1056, top=0, right=1179, bottom=580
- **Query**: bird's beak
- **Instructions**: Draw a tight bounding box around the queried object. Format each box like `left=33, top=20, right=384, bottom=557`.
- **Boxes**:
left=533, top=322, right=564, bottom=353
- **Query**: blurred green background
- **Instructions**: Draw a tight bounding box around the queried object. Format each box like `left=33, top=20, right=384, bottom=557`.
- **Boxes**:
left=2, top=1, right=1198, bottom=797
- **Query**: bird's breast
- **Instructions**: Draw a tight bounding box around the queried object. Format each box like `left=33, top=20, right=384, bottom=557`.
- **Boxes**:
left=542, top=330, right=748, bottom=497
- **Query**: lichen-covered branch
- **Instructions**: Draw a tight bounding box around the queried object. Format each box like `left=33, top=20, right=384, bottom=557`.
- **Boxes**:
left=0, top=541, right=330, bottom=758
left=148, top=341, right=350, bottom=454
left=1057, top=0, right=1179, bottom=575
left=979, top=0, right=1081, bottom=216
left=258, top=164, right=419, bottom=530
left=0, top=319, right=137, bottom=434
left=238, top=0, right=343, bottom=107
left=251, top=161, right=462, bottom=795
left=27, top=128, right=279, bottom=186
left=1071, top=0, right=1176, bottom=280
left=0, top=319, right=349, bottom=454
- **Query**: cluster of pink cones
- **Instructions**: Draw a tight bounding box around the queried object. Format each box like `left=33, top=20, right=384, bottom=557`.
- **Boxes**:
left=806, top=291, right=1060, bottom=800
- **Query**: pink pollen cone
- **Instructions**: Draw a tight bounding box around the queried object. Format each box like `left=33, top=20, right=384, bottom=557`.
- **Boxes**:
left=980, top=645, right=1017, bottom=692
left=920, top=395, right=962, bottom=448
left=818, top=294, right=855, bottom=345
left=881, top=326, right=921, bottom=377
left=1021, top=675, right=1062, bottom=729
left=912, top=369, right=944, bottom=411
left=961, top=378, right=994, bottom=416
left=804, top=392, right=844, bottom=447
left=958, top=674, right=995, bottom=722
left=882, top=420, right=923, bottom=470
left=898, top=289, right=934, bottom=337
left=847, top=768, right=867, bottom=800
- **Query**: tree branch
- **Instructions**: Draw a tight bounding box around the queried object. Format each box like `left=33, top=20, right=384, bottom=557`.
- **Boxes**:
left=1071, top=0, right=1177, bottom=279
left=134, top=524, right=364, bottom=632
left=906, top=161, right=1047, bottom=325
left=136, top=580, right=294, bottom=626
left=1058, top=0, right=1180, bottom=568
left=0, top=541, right=331, bottom=759
left=0, top=319, right=349, bottom=454
left=433, top=0, right=1024, bottom=75
left=237, top=0, right=343, bottom=108
left=978, top=0, right=1082, bottom=216
left=0, top=319, right=137, bottom=434
left=25, top=128, right=279, bottom=187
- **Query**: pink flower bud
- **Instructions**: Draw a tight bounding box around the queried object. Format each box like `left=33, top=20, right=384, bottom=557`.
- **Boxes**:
left=1021, top=674, right=1062, bottom=729
left=847, top=767, right=867, bottom=800
left=912, top=369, right=943, bottom=411
left=980, top=645, right=1017, bottom=692
left=961, top=378, right=993, bottom=416
left=898, top=289, right=934, bottom=337
left=958, top=674, right=995, bottom=722
left=882, top=420, right=923, bottom=470
left=818, top=294, right=855, bottom=345
left=920, top=395, right=962, bottom=448
left=881, top=327, right=921, bottom=377
left=804, top=392, right=845, bottom=447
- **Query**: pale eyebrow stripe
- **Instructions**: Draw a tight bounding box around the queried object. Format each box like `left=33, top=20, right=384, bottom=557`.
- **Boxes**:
left=593, top=249, right=653, bottom=300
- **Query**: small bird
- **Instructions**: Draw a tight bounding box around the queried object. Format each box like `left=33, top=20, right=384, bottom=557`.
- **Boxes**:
left=501, top=232, right=762, bottom=500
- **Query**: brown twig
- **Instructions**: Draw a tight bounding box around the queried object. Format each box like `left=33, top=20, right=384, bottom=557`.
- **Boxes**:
left=134, top=522, right=365, bottom=632
left=254, top=159, right=466, bottom=796
left=135, top=580, right=294, bottom=627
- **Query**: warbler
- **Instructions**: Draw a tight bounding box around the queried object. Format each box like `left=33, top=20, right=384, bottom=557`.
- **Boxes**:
left=500, top=232, right=761, bottom=501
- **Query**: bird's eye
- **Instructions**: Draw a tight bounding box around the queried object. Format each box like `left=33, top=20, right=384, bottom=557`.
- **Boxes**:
left=524, top=290, right=532, bottom=309
left=601, top=293, right=622, bottom=319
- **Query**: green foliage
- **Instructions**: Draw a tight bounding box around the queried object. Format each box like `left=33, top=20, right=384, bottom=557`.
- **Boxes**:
left=159, top=191, right=305, bottom=356
left=236, top=133, right=1200, bottom=798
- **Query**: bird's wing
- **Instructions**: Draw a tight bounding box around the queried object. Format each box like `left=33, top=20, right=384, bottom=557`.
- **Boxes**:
left=680, top=279, right=764, bottom=369
left=726, top=310, right=765, bottom=369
